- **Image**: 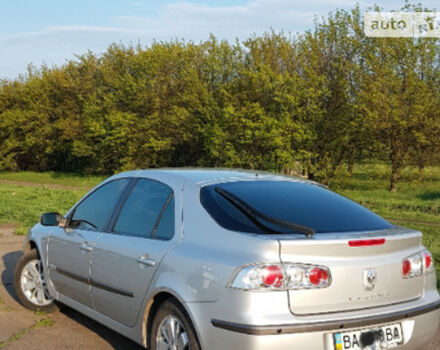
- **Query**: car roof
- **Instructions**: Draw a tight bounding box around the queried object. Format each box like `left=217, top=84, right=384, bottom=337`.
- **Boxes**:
left=127, top=168, right=315, bottom=187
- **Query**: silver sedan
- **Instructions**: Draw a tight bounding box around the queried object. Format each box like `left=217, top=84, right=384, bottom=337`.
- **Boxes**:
left=14, top=169, right=440, bottom=350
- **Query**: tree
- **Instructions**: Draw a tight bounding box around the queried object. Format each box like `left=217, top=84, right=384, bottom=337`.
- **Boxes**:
left=296, top=7, right=365, bottom=184
left=0, top=2, right=439, bottom=187
left=360, top=35, right=432, bottom=191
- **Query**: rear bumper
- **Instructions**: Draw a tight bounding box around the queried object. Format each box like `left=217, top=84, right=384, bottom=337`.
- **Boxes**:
left=188, top=298, right=440, bottom=350
left=211, top=299, right=440, bottom=335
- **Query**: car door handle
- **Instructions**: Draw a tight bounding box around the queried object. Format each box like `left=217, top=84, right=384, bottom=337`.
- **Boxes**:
left=137, top=256, right=156, bottom=267
left=80, top=244, right=93, bottom=253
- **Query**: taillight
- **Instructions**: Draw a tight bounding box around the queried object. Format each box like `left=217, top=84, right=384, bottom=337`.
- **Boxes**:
left=425, top=253, right=432, bottom=269
left=230, top=263, right=331, bottom=290
left=402, top=249, right=435, bottom=279
left=261, top=265, right=283, bottom=288
left=402, top=260, right=411, bottom=277
left=424, top=250, right=435, bottom=274
left=308, top=267, right=328, bottom=286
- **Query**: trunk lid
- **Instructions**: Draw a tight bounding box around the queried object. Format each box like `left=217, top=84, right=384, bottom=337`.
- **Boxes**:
left=279, top=227, right=424, bottom=315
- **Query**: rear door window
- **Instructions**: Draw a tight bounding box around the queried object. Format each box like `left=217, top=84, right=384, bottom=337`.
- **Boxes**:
left=201, top=180, right=393, bottom=234
left=113, top=178, right=174, bottom=239
left=154, top=199, right=175, bottom=240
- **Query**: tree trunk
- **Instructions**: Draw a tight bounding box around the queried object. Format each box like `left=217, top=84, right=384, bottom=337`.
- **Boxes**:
left=307, top=167, right=316, bottom=181
left=389, top=169, right=399, bottom=192
left=301, top=167, right=308, bottom=178
left=418, top=162, right=425, bottom=182
left=347, top=161, right=354, bottom=176
left=389, top=152, right=401, bottom=192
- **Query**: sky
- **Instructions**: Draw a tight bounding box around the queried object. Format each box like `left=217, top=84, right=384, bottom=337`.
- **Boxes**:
left=1, top=0, right=439, bottom=80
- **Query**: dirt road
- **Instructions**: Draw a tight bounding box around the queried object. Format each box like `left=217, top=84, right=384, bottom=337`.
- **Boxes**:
left=0, top=225, right=439, bottom=349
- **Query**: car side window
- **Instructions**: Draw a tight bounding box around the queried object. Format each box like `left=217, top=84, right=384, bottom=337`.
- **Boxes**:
left=70, top=179, right=131, bottom=231
left=154, top=198, right=175, bottom=240
left=113, top=178, right=175, bottom=239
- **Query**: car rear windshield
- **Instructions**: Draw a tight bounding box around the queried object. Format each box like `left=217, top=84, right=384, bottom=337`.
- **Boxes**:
left=200, top=180, right=393, bottom=234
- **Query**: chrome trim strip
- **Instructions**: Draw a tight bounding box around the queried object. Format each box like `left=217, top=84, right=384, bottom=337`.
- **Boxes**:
left=211, top=300, right=440, bottom=335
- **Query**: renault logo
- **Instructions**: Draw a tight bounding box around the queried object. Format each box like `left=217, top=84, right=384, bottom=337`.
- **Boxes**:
left=363, top=268, right=377, bottom=291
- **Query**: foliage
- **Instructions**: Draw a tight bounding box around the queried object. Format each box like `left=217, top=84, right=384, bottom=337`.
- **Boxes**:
left=0, top=4, right=439, bottom=190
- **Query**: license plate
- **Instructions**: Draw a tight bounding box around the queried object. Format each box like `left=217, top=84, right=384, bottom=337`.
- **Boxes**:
left=333, top=323, right=403, bottom=350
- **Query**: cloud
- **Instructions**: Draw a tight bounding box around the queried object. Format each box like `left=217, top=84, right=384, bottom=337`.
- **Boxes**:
left=2, top=0, right=436, bottom=79
left=0, top=26, right=141, bottom=42
left=1, top=0, right=326, bottom=79
left=114, top=0, right=320, bottom=38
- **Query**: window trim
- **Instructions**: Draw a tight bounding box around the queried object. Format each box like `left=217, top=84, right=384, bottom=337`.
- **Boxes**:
left=151, top=192, right=174, bottom=239
left=109, top=177, right=176, bottom=241
left=105, top=178, right=138, bottom=233
left=66, top=177, right=135, bottom=232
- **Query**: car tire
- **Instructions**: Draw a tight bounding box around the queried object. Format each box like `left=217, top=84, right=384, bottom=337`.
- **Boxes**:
left=150, top=299, right=200, bottom=350
left=14, top=249, right=57, bottom=312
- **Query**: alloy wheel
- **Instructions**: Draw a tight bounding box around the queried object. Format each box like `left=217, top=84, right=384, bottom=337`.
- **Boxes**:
left=156, top=315, right=190, bottom=350
left=20, top=259, right=53, bottom=306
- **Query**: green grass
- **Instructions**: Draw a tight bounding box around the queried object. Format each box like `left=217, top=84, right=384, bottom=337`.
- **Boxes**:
left=0, top=171, right=104, bottom=188
left=331, top=163, right=440, bottom=224
left=332, top=164, right=440, bottom=224
left=0, top=171, right=102, bottom=234
left=0, top=183, right=87, bottom=234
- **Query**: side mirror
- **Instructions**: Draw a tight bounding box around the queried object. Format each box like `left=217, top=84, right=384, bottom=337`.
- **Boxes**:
left=40, top=212, right=66, bottom=227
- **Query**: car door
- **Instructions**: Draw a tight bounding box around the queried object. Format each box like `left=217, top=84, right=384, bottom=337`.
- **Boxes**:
left=47, top=178, right=132, bottom=308
left=90, top=178, right=177, bottom=327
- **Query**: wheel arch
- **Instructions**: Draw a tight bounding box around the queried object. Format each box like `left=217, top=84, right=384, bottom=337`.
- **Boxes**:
left=24, top=239, right=38, bottom=254
left=23, top=237, right=48, bottom=263
left=141, top=289, right=203, bottom=349
left=23, top=227, right=50, bottom=260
